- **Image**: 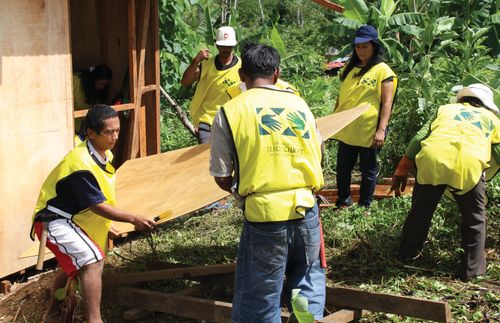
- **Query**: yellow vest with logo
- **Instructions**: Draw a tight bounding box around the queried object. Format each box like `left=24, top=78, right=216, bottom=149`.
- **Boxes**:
left=333, top=62, right=397, bottom=147
left=32, top=140, right=116, bottom=252
left=223, top=87, right=324, bottom=222
left=227, top=79, right=300, bottom=99
left=416, top=103, right=500, bottom=195
left=189, top=56, right=241, bottom=127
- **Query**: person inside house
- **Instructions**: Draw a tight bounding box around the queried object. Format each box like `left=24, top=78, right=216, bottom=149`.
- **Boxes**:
left=391, top=83, right=499, bottom=281
left=32, top=104, right=156, bottom=323
left=210, top=43, right=325, bottom=322
left=181, top=26, right=241, bottom=144
left=333, top=25, right=397, bottom=208
left=73, top=65, right=113, bottom=142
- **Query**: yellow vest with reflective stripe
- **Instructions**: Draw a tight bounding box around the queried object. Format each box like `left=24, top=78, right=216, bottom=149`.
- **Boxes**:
left=227, top=79, right=300, bottom=99
left=416, top=103, right=500, bottom=195
left=223, top=87, right=324, bottom=222
left=189, top=57, right=241, bottom=127
left=333, top=62, right=397, bottom=147
left=32, top=140, right=116, bottom=252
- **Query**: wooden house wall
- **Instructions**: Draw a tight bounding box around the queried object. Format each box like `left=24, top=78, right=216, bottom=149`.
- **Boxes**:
left=0, top=0, right=73, bottom=278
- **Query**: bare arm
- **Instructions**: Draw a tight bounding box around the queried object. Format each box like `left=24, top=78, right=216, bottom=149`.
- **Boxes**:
left=181, top=49, right=210, bottom=87
left=214, top=176, right=233, bottom=193
left=89, top=203, right=156, bottom=231
left=373, top=80, right=394, bottom=148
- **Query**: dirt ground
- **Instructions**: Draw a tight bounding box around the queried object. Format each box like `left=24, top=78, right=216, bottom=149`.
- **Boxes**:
left=0, top=270, right=56, bottom=322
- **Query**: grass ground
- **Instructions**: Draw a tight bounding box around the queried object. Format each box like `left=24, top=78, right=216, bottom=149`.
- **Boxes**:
left=100, top=176, right=499, bottom=322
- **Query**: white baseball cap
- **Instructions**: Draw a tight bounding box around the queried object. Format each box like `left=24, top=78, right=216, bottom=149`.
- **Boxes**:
left=456, top=83, right=499, bottom=114
left=215, top=26, right=237, bottom=47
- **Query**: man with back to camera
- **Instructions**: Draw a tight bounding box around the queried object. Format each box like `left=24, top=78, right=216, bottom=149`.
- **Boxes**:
left=210, top=43, right=326, bottom=322
left=392, top=84, right=499, bottom=281
left=32, top=104, right=156, bottom=323
left=181, top=26, right=241, bottom=143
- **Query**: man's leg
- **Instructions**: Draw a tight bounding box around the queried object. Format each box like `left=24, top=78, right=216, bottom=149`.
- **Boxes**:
left=232, top=221, right=288, bottom=323
left=335, top=142, right=359, bottom=207
left=399, top=182, right=446, bottom=260
left=80, top=260, right=105, bottom=323
left=454, top=176, right=487, bottom=280
left=43, top=269, right=68, bottom=322
left=358, top=147, right=378, bottom=207
left=284, top=203, right=325, bottom=320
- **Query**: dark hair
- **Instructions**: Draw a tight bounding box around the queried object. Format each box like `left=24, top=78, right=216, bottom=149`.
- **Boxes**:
left=80, top=65, right=112, bottom=104
left=85, top=104, right=118, bottom=134
left=241, top=43, right=280, bottom=79
left=340, top=41, right=383, bottom=81
left=457, top=96, right=487, bottom=109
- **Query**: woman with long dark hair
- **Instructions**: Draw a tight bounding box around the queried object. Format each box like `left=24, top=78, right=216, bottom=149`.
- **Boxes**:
left=333, top=25, right=397, bottom=208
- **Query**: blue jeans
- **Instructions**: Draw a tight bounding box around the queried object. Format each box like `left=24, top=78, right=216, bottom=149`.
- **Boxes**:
left=336, top=141, right=378, bottom=207
left=231, top=203, right=325, bottom=323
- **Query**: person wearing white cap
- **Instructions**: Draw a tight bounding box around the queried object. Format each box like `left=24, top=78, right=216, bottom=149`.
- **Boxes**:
left=391, top=83, right=500, bottom=281
left=181, top=26, right=241, bottom=143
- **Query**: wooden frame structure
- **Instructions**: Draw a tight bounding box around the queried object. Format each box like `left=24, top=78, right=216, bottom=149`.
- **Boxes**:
left=0, top=0, right=160, bottom=279
left=102, top=264, right=452, bottom=322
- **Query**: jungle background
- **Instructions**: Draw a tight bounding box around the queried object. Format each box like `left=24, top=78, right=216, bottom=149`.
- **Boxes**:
left=1, top=0, right=499, bottom=322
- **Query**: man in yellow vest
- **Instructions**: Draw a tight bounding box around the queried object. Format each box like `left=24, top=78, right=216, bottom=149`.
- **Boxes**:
left=391, top=84, right=499, bottom=281
left=181, top=26, right=241, bottom=143
left=32, top=105, right=156, bottom=323
left=210, top=44, right=325, bottom=322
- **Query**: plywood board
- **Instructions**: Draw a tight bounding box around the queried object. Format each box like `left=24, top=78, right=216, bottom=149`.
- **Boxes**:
left=0, top=0, right=73, bottom=277
left=112, top=105, right=369, bottom=234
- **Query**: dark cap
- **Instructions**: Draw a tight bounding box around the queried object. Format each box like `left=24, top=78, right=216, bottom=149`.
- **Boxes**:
left=353, top=25, right=378, bottom=44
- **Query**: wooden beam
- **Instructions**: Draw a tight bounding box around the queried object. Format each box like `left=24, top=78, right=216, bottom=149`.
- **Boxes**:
left=139, top=105, right=147, bottom=157
left=318, top=309, right=362, bottom=322
left=73, top=103, right=135, bottom=118
left=103, top=263, right=236, bottom=286
left=326, top=287, right=451, bottom=323
left=124, top=0, right=138, bottom=160
left=127, top=0, right=150, bottom=159
left=311, top=0, right=344, bottom=12
left=104, top=287, right=234, bottom=322
left=141, top=84, right=157, bottom=93
left=103, top=287, right=292, bottom=322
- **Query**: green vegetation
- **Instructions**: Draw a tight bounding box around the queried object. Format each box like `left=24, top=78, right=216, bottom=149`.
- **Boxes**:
left=105, top=0, right=500, bottom=321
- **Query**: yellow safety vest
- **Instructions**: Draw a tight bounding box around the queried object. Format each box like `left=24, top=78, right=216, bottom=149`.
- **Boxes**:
left=223, top=87, right=324, bottom=222
left=416, top=103, right=500, bottom=195
left=227, top=79, right=300, bottom=99
left=189, top=56, right=241, bottom=127
left=333, top=62, right=397, bottom=147
left=32, top=140, right=116, bottom=252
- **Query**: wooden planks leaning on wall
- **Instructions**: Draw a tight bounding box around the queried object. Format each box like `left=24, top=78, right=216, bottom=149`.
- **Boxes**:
left=0, top=0, right=73, bottom=277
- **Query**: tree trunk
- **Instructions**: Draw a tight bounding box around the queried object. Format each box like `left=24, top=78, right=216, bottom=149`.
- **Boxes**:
left=159, top=86, right=196, bottom=137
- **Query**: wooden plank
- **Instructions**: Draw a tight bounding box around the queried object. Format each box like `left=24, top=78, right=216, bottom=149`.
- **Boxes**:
left=139, top=105, right=147, bottom=157
left=103, top=263, right=236, bottom=286
left=311, top=0, right=344, bottom=12
left=141, top=84, right=157, bottom=93
left=123, top=0, right=138, bottom=160
left=0, top=0, right=73, bottom=278
left=103, top=287, right=291, bottom=322
left=103, top=287, right=234, bottom=322
left=326, top=287, right=452, bottom=323
left=127, top=0, right=150, bottom=159
left=316, top=104, right=369, bottom=140
left=112, top=107, right=370, bottom=234
left=144, top=0, right=161, bottom=155
left=318, top=309, right=362, bottom=322
left=73, top=103, right=135, bottom=118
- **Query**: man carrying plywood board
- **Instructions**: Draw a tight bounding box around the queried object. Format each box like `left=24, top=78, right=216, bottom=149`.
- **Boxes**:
left=31, top=105, right=156, bottom=323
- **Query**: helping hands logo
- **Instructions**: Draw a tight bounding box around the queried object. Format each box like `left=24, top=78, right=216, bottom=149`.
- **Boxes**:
left=453, top=108, right=494, bottom=138
left=257, top=107, right=310, bottom=139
